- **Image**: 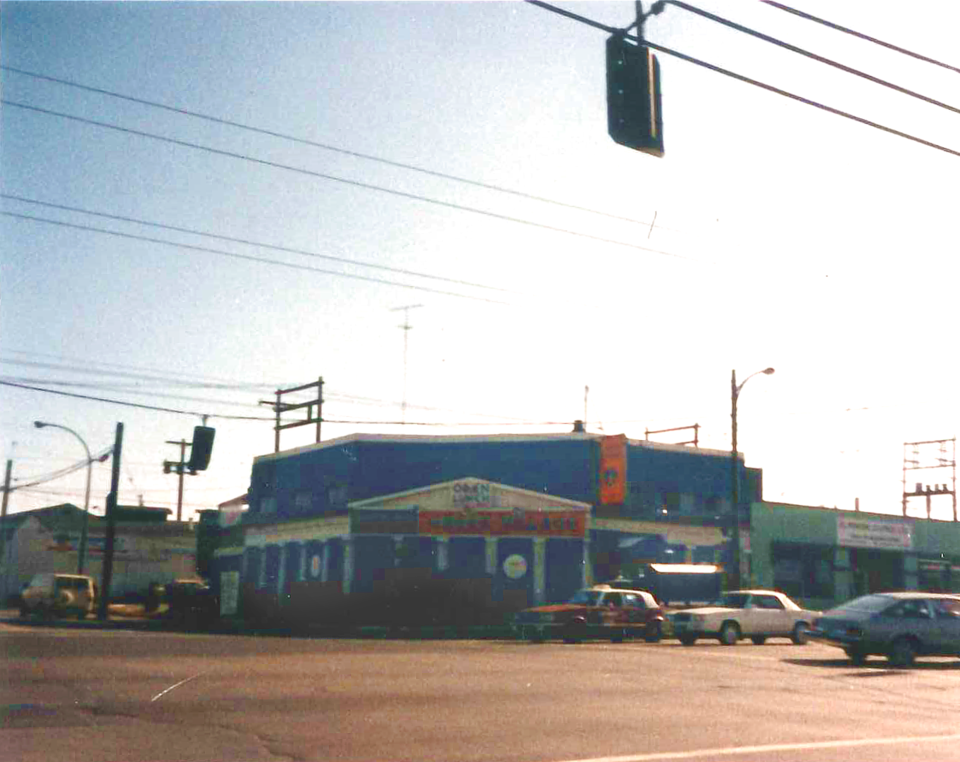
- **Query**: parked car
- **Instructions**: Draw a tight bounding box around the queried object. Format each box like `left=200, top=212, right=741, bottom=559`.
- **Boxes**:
left=807, top=591, right=960, bottom=667
left=670, top=589, right=818, bottom=646
left=165, top=579, right=218, bottom=621
left=19, top=573, right=98, bottom=619
left=513, top=584, right=665, bottom=643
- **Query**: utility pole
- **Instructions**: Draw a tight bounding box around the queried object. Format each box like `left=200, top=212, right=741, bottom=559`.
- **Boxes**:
left=0, top=460, right=12, bottom=577
left=98, top=422, right=123, bottom=621
left=164, top=439, right=188, bottom=522
left=391, top=305, right=422, bottom=425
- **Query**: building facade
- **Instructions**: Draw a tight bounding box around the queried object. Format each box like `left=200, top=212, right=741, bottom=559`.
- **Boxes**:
left=750, top=502, right=960, bottom=611
left=0, top=504, right=200, bottom=604
left=213, top=432, right=756, bottom=624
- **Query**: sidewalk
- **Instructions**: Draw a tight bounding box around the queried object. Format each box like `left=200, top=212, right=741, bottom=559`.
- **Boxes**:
left=0, top=608, right=516, bottom=640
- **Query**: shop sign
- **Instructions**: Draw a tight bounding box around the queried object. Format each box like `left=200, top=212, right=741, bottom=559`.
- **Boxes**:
left=453, top=481, right=492, bottom=510
left=599, top=435, right=627, bottom=505
left=419, top=509, right=585, bottom=537
left=220, top=571, right=240, bottom=616
left=837, top=515, right=912, bottom=550
left=350, top=508, right=418, bottom=535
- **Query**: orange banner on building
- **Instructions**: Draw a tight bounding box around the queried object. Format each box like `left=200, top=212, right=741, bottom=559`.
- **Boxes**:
left=599, top=434, right=627, bottom=505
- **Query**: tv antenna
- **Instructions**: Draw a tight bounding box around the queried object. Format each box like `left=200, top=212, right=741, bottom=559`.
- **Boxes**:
left=391, top=304, right=423, bottom=424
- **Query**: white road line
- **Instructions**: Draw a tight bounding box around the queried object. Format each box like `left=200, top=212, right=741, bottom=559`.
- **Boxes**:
left=553, top=734, right=960, bottom=762
left=150, top=671, right=207, bottom=703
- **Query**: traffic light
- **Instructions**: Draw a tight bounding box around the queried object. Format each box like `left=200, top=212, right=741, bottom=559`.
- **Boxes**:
left=606, top=34, right=664, bottom=156
left=187, top=426, right=215, bottom=472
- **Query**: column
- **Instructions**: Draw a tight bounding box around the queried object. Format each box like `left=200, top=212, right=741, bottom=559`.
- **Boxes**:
left=437, top=537, right=450, bottom=572
left=343, top=538, right=354, bottom=596
left=833, top=547, right=853, bottom=604
left=277, top=544, right=287, bottom=601
left=533, top=537, right=546, bottom=605
left=485, top=537, right=498, bottom=576
left=321, top=542, right=331, bottom=584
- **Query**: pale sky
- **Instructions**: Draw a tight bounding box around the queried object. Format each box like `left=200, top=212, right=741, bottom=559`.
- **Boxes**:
left=2, top=0, right=958, bottom=522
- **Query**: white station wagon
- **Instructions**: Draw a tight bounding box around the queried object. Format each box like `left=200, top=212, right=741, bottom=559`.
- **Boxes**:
left=670, top=589, right=819, bottom=646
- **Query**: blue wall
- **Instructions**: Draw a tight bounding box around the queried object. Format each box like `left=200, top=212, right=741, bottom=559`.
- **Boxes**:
left=245, top=436, right=761, bottom=525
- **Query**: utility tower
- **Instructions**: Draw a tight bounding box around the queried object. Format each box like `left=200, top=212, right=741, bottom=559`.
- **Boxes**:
left=902, top=438, right=957, bottom=521
left=391, top=305, right=422, bottom=425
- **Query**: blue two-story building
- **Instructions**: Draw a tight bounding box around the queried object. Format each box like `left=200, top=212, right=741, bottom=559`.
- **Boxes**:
left=212, top=431, right=761, bottom=624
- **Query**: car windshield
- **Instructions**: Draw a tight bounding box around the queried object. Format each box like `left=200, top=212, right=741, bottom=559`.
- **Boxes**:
left=569, top=590, right=604, bottom=606
left=711, top=593, right=750, bottom=608
left=833, top=595, right=896, bottom=614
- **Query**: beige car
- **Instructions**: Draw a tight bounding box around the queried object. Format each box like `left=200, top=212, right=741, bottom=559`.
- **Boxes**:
left=670, top=589, right=819, bottom=646
left=20, top=573, right=98, bottom=619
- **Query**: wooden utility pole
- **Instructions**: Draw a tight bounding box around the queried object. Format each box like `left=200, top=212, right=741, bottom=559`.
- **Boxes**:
left=98, top=423, right=123, bottom=621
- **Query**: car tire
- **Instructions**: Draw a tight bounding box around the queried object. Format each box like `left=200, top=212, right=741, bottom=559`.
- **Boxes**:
left=751, top=636, right=766, bottom=645
left=644, top=621, right=663, bottom=644
left=679, top=634, right=697, bottom=646
left=845, top=648, right=867, bottom=666
left=791, top=622, right=810, bottom=645
left=719, top=622, right=740, bottom=646
left=888, top=637, right=917, bottom=668
left=563, top=621, right=586, bottom=644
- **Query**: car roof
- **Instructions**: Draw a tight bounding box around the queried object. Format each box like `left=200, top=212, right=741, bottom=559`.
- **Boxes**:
left=590, top=586, right=656, bottom=600
left=871, top=591, right=960, bottom=600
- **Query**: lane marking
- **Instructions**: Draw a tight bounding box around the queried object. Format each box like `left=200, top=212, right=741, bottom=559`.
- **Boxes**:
left=151, top=671, right=208, bottom=703
left=553, top=733, right=960, bottom=762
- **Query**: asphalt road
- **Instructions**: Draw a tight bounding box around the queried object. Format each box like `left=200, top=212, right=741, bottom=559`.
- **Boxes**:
left=3, top=620, right=960, bottom=762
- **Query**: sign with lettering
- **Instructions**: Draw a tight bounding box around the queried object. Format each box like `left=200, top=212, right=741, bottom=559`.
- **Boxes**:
left=837, top=515, right=913, bottom=550
left=453, top=481, right=492, bottom=510
left=419, top=509, right=585, bottom=537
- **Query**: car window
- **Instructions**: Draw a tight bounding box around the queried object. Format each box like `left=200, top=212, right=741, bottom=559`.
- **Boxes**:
left=569, top=590, right=603, bottom=606
left=622, top=593, right=645, bottom=609
left=885, top=599, right=932, bottom=619
left=714, top=593, right=750, bottom=608
left=603, top=593, right=622, bottom=607
left=932, top=599, right=960, bottom=619
left=839, top=595, right=896, bottom=614
left=754, top=595, right=786, bottom=610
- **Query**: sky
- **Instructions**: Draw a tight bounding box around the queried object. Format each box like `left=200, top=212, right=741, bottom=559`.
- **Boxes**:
left=2, top=0, right=959, bottom=523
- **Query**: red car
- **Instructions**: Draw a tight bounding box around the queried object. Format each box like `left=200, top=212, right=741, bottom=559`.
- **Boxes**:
left=513, top=584, right=665, bottom=643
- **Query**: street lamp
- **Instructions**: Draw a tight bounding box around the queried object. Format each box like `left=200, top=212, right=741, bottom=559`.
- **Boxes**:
left=730, top=367, right=775, bottom=590
left=34, top=421, right=106, bottom=575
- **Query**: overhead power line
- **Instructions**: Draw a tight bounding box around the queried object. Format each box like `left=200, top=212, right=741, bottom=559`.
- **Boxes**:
left=1, top=100, right=692, bottom=263
left=666, top=0, right=960, bottom=116
left=0, top=379, right=271, bottom=420
left=1, top=347, right=296, bottom=392
left=759, top=0, right=960, bottom=75
left=1, top=194, right=515, bottom=296
left=0, top=210, right=513, bottom=305
left=1, top=65, right=678, bottom=236
left=524, top=1, right=960, bottom=159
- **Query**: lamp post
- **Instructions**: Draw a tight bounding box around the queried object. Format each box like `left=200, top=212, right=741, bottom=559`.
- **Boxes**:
left=34, top=421, right=101, bottom=575
left=730, top=367, right=775, bottom=590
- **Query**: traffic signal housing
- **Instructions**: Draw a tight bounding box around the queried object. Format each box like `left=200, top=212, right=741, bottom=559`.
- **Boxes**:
left=606, top=34, right=664, bottom=156
left=187, top=426, right=215, bottom=472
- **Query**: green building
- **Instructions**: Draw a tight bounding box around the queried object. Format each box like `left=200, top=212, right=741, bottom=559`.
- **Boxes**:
left=750, top=502, right=960, bottom=611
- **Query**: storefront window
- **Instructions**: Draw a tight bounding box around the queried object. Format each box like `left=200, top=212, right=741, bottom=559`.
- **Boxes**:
left=771, top=542, right=834, bottom=600
left=919, top=558, right=960, bottom=593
